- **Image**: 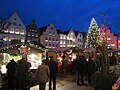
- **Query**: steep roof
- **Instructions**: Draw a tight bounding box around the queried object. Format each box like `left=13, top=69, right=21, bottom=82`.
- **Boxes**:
left=63, top=30, right=70, bottom=35
left=57, top=29, right=64, bottom=34
left=74, top=30, right=80, bottom=37
left=81, top=32, right=87, bottom=38
left=26, top=19, right=38, bottom=30
left=39, top=25, right=48, bottom=35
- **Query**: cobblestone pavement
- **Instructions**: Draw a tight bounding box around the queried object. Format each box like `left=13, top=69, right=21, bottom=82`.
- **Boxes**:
left=30, top=73, right=94, bottom=90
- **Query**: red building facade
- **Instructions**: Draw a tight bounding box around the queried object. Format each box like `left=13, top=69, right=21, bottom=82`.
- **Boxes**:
left=100, top=24, right=118, bottom=50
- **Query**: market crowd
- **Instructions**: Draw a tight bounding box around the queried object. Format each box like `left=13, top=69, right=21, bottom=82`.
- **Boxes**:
left=0, top=52, right=120, bottom=90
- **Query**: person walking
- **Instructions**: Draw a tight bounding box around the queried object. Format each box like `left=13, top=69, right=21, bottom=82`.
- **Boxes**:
left=86, top=56, right=95, bottom=85
left=32, top=59, right=50, bottom=90
left=15, top=54, right=31, bottom=90
left=62, top=55, right=68, bottom=75
left=6, top=59, right=16, bottom=90
left=48, top=56, right=58, bottom=90
left=75, top=55, right=85, bottom=85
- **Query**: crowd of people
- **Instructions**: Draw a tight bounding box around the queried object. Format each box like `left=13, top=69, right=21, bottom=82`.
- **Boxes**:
left=1, top=52, right=120, bottom=90
left=5, top=54, right=58, bottom=90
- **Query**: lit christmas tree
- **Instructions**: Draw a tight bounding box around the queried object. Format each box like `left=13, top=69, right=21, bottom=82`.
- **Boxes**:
left=85, top=18, right=101, bottom=51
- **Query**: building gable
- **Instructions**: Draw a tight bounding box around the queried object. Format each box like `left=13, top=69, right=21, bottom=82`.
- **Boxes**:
left=8, top=12, right=26, bottom=30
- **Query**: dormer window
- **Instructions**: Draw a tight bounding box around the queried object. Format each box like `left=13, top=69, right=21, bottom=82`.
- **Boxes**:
left=14, top=18, right=16, bottom=20
left=19, top=24, right=21, bottom=26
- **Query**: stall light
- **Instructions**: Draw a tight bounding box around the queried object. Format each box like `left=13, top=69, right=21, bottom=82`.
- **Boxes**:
left=72, top=55, right=76, bottom=59
left=30, top=54, right=35, bottom=60
left=1, top=65, right=7, bottom=74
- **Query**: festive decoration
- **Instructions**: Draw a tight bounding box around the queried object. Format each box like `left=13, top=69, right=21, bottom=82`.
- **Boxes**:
left=85, top=18, right=101, bottom=52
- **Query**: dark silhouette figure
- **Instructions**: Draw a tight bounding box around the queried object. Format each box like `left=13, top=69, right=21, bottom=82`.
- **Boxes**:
left=110, top=54, right=117, bottom=66
left=48, top=56, right=58, bottom=90
left=15, top=54, right=31, bottom=90
left=75, top=55, right=85, bottom=85
left=6, top=59, right=16, bottom=90
left=86, top=56, right=95, bottom=85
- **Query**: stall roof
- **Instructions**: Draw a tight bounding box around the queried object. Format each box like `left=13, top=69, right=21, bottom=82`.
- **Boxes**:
left=0, top=41, right=47, bottom=54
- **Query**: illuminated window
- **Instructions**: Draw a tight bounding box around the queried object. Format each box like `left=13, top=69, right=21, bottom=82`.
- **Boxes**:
left=60, top=45, right=62, bottom=47
left=3, top=36, right=8, bottom=41
left=9, top=28, right=14, bottom=33
left=36, top=35, right=38, bottom=37
left=20, top=30, right=25, bottom=35
left=15, top=29, right=19, bottom=34
left=111, top=44, right=115, bottom=46
left=4, top=29, right=9, bottom=33
left=63, top=36, right=65, bottom=39
left=21, top=39, right=24, bottom=42
left=60, top=41, right=62, bottom=44
left=60, top=36, right=62, bottom=39
left=63, top=41, right=65, bottom=44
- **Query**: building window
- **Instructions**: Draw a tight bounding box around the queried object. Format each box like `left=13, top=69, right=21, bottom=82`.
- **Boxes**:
left=13, top=22, right=16, bottom=25
left=19, top=24, right=21, bottom=26
left=20, top=30, right=25, bottom=35
left=49, top=31, right=51, bottom=35
left=45, top=37, right=48, bottom=40
left=63, top=41, right=65, bottom=44
left=56, top=38, right=58, bottom=41
left=60, top=36, right=62, bottom=39
left=60, top=41, right=62, bottom=44
left=14, top=18, right=16, bottom=20
left=15, top=29, right=19, bottom=34
left=21, top=38, right=24, bottom=42
left=53, top=44, right=54, bottom=47
left=49, top=44, right=51, bottom=47
left=9, top=28, right=14, bottom=33
left=53, top=38, right=55, bottom=41
left=49, top=37, right=51, bottom=41
left=56, top=44, right=58, bottom=47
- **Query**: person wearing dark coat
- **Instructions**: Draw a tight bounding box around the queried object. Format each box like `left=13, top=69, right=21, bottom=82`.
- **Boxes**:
left=15, top=54, right=31, bottom=90
left=6, top=59, right=16, bottom=90
left=86, top=56, right=95, bottom=85
left=110, top=53, right=117, bottom=66
left=48, top=56, right=58, bottom=90
left=75, top=55, right=85, bottom=85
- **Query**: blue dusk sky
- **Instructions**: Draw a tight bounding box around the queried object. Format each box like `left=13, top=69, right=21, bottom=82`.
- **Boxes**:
left=0, top=0, right=120, bottom=34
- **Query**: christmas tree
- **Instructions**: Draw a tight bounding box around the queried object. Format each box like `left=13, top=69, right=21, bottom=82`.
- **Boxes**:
left=85, top=18, right=101, bottom=52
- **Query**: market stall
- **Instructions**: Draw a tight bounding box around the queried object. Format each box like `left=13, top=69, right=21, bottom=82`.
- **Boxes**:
left=0, top=41, right=47, bottom=74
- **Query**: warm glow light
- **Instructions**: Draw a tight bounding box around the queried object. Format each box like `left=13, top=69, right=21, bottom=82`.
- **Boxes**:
left=30, top=54, right=35, bottom=60
left=1, top=65, right=7, bottom=74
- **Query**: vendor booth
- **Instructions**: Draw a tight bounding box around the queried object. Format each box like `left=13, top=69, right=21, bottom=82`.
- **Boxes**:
left=0, top=41, right=47, bottom=74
